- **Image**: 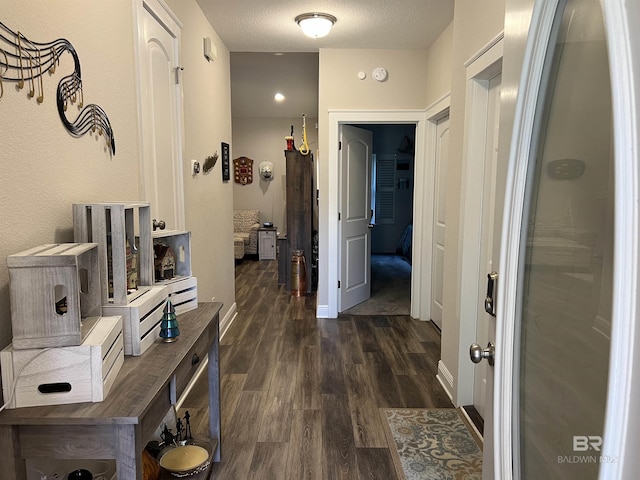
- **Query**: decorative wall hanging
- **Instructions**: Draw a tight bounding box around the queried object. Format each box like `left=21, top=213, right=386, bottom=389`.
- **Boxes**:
left=233, top=156, right=253, bottom=185
left=299, top=113, right=310, bottom=155
left=259, top=161, right=274, bottom=181
left=0, top=21, right=116, bottom=154
left=203, top=151, right=218, bottom=174
left=221, top=142, right=230, bottom=181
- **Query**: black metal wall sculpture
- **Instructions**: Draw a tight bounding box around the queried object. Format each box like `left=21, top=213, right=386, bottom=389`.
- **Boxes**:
left=0, top=21, right=115, bottom=154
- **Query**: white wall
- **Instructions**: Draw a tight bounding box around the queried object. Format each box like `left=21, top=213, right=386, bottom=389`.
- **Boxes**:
left=317, top=48, right=429, bottom=312
left=426, top=22, right=454, bottom=106
left=0, top=0, right=140, bottom=352
left=438, top=0, right=506, bottom=404
left=165, top=0, right=235, bottom=321
left=0, top=0, right=235, bottom=358
left=232, top=116, right=318, bottom=234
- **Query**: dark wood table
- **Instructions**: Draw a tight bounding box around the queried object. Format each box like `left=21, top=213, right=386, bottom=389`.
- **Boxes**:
left=0, top=302, right=222, bottom=480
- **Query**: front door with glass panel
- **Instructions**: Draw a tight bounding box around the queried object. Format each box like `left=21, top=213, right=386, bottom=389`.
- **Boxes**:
left=513, top=0, right=613, bottom=477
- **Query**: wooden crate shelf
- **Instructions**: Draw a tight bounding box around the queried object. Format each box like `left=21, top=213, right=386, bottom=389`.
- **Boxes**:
left=7, top=243, right=102, bottom=350
left=152, top=230, right=197, bottom=315
left=1, top=315, right=124, bottom=409
left=73, top=202, right=154, bottom=306
left=102, top=285, right=168, bottom=356
left=160, top=276, right=198, bottom=315
left=153, top=229, right=192, bottom=280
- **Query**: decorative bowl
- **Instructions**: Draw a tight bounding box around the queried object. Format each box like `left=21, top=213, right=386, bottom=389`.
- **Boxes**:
left=263, top=222, right=273, bottom=228
left=157, top=438, right=213, bottom=477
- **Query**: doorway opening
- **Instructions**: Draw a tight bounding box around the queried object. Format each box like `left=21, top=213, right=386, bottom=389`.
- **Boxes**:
left=341, top=123, right=416, bottom=316
left=324, top=109, right=439, bottom=320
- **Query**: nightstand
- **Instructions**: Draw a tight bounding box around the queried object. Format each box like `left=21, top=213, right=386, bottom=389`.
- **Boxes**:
left=258, top=227, right=277, bottom=260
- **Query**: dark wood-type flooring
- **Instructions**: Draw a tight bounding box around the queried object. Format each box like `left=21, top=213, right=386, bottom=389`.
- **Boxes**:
left=180, top=258, right=452, bottom=479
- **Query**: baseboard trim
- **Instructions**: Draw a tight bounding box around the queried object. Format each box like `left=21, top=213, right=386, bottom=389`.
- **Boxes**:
left=437, top=360, right=454, bottom=402
left=316, top=304, right=330, bottom=318
left=461, top=405, right=484, bottom=443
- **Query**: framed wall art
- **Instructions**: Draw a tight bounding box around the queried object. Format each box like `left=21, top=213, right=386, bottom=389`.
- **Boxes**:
left=221, top=142, right=230, bottom=181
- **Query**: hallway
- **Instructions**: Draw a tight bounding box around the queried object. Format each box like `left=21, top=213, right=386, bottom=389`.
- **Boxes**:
left=181, top=259, right=452, bottom=479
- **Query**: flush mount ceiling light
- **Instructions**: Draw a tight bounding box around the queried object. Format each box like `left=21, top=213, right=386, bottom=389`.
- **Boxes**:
left=295, top=12, right=337, bottom=39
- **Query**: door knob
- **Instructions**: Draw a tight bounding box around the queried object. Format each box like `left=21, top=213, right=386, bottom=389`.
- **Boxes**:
left=469, top=342, right=495, bottom=366
left=368, top=223, right=374, bottom=229
left=153, top=218, right=166, bottom=231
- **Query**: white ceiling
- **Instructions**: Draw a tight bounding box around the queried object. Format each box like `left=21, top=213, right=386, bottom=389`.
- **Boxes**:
left=195, top=0, right=455, bottom=117
left=230, top=52, right=320, bottom=118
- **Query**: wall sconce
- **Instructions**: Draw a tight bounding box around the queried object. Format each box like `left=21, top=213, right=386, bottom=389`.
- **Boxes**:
left=295, top=13, right=337, bottom=39
left=204, top=36, right=217, bottom=62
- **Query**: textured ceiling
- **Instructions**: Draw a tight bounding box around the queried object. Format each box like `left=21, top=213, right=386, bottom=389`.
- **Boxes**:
left=196, top=0, right=454, bottom=52
left=195, top=0, right=454, bottom=117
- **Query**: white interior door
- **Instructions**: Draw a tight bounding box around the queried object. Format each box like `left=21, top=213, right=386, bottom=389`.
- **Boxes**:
left=489, top=0, right=640, bottom=477
left=430, top=115, right=449, bottom=329
left=473, top=73, right=501, bottom=420
left=339, top=125, right=373, bottom=312
left=138, top=0, right=185, bottom=231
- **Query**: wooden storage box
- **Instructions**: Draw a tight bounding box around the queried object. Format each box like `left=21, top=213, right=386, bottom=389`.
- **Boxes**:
left=73, top=202, right=154, bottom=306
left=153, top=229, right=192, bottom=281
left=165, top=276, right=198, bottom=315
left=0, top=316, right=124, bottom=409
left=7, top=243, right=102, bottom=350
left=152, top=230, right=196, bottom=315
left=102, top=285, right=168, bottom=356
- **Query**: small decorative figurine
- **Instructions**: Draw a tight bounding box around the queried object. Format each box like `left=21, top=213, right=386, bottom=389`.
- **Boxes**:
left=184, top=410, right=193, bottom=440
left=159, top=298, right=180, bottom=343
left=176, top=417, right=184, bottom=443
left=161, top=424, right=176, bottom=446
left=154, top=243, right=176, bottom=281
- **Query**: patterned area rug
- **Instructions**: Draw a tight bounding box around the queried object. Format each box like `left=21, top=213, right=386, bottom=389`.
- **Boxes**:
left=381, top=408, right=483, bottom=480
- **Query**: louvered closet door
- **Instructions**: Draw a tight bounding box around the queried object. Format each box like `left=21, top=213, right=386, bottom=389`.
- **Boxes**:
left=374, top=155, right=396, bottom=225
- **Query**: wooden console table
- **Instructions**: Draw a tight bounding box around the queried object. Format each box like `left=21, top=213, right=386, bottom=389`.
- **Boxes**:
left=0, top=302, right=222, bottom=480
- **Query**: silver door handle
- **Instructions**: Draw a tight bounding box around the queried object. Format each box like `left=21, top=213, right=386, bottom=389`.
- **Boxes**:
left=153, top=218, right=166, bottom=231
left=469, top=342, right=495, bottom=366
left=368, top=223, right=374, bottom=229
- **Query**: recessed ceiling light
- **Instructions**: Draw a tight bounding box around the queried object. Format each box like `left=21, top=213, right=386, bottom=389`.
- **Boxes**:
left=274, top=93, right=285, bottom=102
left=295, top=13, right=337, bottom=39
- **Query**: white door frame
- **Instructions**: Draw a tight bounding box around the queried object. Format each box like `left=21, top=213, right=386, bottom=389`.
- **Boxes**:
left=456, top=34, right=504, bottom=406
left=133, top=0, right=186, bottom=230
left=494, top=0, right=640, bottom=478
left=423, top=96, right=451, bottom=325
left=326, top=110, right=429, bottom=319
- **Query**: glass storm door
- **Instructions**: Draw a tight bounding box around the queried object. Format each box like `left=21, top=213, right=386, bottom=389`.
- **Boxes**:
left=514, top=0, right=613, bottom=477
